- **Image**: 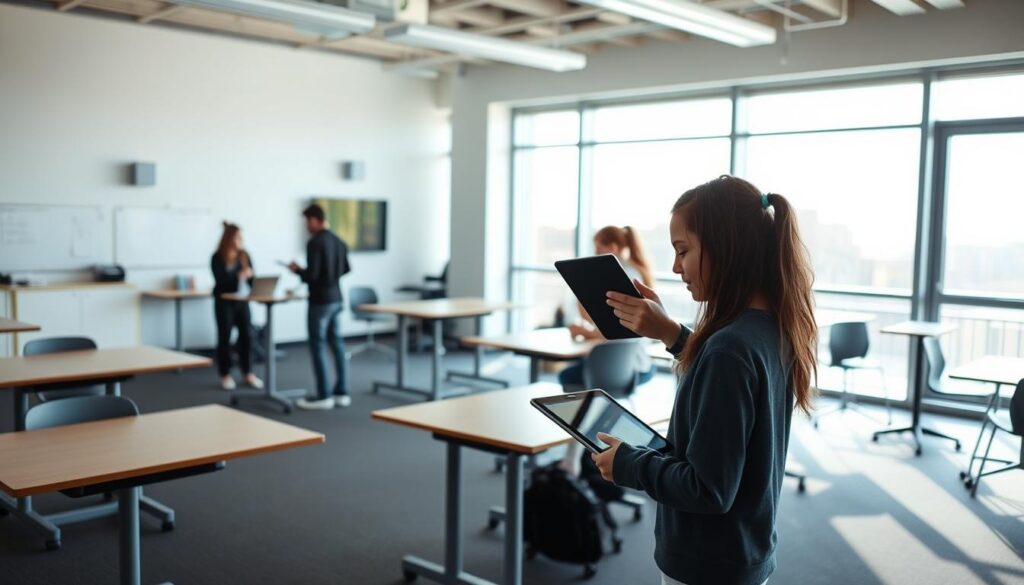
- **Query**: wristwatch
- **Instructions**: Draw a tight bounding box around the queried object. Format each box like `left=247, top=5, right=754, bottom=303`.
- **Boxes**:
left=665, top=323, right=690, bottom=356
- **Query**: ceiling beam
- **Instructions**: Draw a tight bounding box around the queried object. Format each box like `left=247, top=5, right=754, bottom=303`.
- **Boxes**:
left=471, top=7, right=603, bottom=35
left=430, top=0, right=491, bottom=16
left=799, top=0, right=842, bottom=18
left=486, top=0, right=561, bottom=18
left=431, top=5, right=506, bottom=27
left=138, top=4, right=186, bottom=24
left=56, top=0, right=89, bottom=12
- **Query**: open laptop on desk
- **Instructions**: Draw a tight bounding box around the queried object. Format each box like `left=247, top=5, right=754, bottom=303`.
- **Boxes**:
left=250, top=276, right=279, bottom=297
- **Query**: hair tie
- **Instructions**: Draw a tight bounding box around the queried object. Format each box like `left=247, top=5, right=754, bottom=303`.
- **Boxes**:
left=761, top=194, right=771, bottom=209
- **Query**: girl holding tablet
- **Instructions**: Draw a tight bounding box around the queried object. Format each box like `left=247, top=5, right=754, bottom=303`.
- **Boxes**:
left=593, top=176, right=817, bottom=585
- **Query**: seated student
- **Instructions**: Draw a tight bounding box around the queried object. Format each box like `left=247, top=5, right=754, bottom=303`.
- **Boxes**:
left=211, top=222, right=263, bottom=391
left=593, top=176, right=817, bottom=585
left=561, top=225, right=658, bottom=389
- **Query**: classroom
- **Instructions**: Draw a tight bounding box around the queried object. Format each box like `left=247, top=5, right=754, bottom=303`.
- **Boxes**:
left=0, top=0, right=1021, bottom=584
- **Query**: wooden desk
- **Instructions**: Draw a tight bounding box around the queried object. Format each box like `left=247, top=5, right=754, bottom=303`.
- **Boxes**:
left=0, top=318, right=40, bottom=334
left=948, top=356, right=1024, bottom=389
left=876, top=320, right=960, bottom=455
left=0, top=405, right=323, bottom=585
left=221, top=293, right=307, bottom=413
left=372, top=382, right=674, bottom=585
left=143, top=289, right=211, bottom=367
left=360, top=298, right=522, bottom=400
left=0, top=345, right=210, bottom=551
left=460, top=328, right=598, bottom=383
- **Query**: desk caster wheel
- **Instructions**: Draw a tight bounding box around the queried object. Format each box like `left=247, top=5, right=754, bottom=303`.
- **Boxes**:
left=402, top=569, right=417, bottom=582
left=45, top=539, right=60, bottom=551
left=161, top=520, right=175, bottom=532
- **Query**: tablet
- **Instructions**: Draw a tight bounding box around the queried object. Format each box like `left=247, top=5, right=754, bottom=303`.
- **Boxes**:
left=531, top=390, right=672, bottom=455
left=554, top=254, right=643, bottom=340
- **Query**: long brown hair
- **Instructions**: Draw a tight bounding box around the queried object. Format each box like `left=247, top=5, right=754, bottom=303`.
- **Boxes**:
left=594, top=225, right=654, bottom=287
left=672, top=175, right=817, bottom=414
left=216, top=222, right=249, bottom=269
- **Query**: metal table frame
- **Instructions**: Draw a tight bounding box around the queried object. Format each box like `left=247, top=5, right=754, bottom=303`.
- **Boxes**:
left=401, top=435, right=525, bottom=585
left=229, top=298, right=305, bottom=413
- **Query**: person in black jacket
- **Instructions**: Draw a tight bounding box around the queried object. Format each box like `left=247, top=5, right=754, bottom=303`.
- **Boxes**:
left=211, top=222, right=263, bottom=391
left=288, top=204, right=352, bottom=411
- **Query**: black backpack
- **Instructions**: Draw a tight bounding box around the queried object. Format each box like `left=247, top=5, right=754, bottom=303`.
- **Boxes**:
left=523, top=463, right=622, bottom=579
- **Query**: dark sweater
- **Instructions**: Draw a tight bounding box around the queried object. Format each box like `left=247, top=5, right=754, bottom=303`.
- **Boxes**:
left=297, top=229, right=351, bottom=305
left=612, top=310, right=793, bottom=585
left=211, top=252, right=254, bottom=297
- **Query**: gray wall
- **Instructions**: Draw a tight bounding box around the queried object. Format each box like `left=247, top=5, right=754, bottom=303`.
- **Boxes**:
left=446, top=0, right=1024, bottom=333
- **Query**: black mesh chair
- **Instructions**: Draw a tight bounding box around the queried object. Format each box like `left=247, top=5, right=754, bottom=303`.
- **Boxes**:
left=23, top=337, right=106, bottom=403
left=813, top=322, right=891, bottom=428
left=964, top=379, right=1023, bottom=497
left=348, top=286, right=396, bottom=359
left=920, top=337, right=996, bottom=452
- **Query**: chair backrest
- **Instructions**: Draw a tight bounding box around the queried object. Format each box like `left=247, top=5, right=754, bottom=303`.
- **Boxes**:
left=1010, top=378, right=1024, bottom=437
left=23, top=336, right=97, bottom=356
left=828, top=322, right=870, bottom=365
left=348, top=286, right=379, bottom=318
left=922, top=337, right=946, bottom=390
left=583, top=340, right=639, bottom=399
left=25, top=395, right=138, bottom=431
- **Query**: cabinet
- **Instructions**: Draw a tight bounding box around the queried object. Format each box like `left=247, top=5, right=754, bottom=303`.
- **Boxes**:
left=1, top=283, right=139, bottom=356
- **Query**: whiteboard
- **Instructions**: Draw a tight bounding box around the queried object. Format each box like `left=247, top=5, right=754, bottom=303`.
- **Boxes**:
left=114, top=207, right=218, bottom=268
left=0, top=204, right=112, bottom=271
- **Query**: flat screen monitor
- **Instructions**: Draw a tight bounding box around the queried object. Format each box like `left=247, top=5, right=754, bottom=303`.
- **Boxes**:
left=312, top=197, right=387, bottom=252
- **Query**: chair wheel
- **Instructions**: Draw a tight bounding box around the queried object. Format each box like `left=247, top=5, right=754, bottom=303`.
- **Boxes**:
left=283, top=406, right=292, bottom=414
left=797, top=479, right=806, bottom=493
left=487, top=518, right=500, bottom=531
left=633, top=508, right=642, bottom=522
left=964, top=478, right=974, bottom=489
left=955, top=442, right=962, bottom=452
left=915, top=447, right=923, bottom=456
left=402, top=569, right=417, bottom=582
left=583, top=564, right=597, bottom=580
left=871, top=435, right=879, bottom=443
left=161, top=520, right=175, bottom=532
left=959, top=471, right=967, bottom=480
left=45, top=539, right=60, bottom=551
left=612, top=538, right=623, bottom=554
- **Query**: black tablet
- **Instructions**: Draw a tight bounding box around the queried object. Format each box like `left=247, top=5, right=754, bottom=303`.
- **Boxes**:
left=531, top=390, right=672, bottom=455
left=554, top=254, right=643, bottom=340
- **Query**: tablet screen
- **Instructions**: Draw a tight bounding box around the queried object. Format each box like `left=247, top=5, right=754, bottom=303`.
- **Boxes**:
left=534, top=391, right=670, bottom=454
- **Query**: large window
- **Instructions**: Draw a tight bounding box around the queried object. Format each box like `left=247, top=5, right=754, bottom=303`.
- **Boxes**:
left=510, top=68, right=1024, bottom=411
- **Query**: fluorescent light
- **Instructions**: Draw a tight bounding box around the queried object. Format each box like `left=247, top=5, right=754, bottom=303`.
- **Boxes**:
left=921, top=0, right=964, bottom=8
left=172, top=0, right=376, bottom=36
left=384, top=24, right=586, bottom=72
left=575, top=0, right=776, bottom=47
left=870, top=0, right=926, bottom=15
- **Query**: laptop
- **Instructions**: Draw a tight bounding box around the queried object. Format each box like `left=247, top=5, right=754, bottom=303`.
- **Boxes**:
left=250, top=276, right=280, bottom=297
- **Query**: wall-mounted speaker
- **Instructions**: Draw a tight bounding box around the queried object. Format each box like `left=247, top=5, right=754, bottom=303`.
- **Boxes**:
left=132, top=162, right=156, bottom=186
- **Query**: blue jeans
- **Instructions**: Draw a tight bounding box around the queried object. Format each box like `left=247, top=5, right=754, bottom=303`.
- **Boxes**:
left=308, top=302, right=347, bottom=400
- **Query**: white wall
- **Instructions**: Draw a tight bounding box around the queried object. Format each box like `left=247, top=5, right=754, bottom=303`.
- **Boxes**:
left=446, top=0, right=1024, bottom=333
left=0, top=4, right=450, bottom=347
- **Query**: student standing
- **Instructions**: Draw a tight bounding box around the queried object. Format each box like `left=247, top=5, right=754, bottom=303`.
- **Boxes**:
left=211, top=222, right=263, bottom=391
left=289, top=203, right=352, bottom=411
left=593, top=176, right=817, bottom=585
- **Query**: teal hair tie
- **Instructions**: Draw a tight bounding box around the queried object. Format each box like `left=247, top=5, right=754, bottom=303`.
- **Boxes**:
left=761, top=194, right=770, bottom=209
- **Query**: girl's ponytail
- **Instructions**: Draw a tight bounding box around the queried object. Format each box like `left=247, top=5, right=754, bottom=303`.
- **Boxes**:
left=622, top=225, right=655, bottom=288
left=764, top=193, right=817, bottom=415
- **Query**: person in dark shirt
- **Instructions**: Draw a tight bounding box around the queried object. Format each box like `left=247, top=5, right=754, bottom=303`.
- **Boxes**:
left=289, top=203, right=352, bottom=411
left=594, top=176, right=818, bottom=585
left=211, top=222, right=263, bottom=391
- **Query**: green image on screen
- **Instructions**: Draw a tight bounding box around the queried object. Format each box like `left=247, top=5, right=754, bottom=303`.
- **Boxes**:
left=314, top=198, right=387, bottom=251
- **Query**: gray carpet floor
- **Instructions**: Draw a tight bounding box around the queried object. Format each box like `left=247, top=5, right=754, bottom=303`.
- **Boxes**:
left=1, top=340, right=1021, bottom=585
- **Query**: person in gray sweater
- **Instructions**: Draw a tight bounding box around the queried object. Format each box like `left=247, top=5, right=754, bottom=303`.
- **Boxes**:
left=595, top=176, right=818, bottom=585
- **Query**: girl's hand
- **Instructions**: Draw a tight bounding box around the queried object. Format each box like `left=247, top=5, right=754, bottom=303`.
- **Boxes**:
left=239, top=266, right=253, bottom=280
left=591, top=433, right=622, bottom=482
left=606, top=279, right=680, bottom=346
left=568, top=323, right=602, bottom=341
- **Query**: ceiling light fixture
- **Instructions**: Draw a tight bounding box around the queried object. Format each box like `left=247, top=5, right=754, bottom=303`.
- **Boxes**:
left=172, top=0, right=376, bottom=37
left=574, top=0, right=777, bottom=47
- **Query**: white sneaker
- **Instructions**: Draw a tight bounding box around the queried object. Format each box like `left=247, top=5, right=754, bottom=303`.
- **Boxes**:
left=244, top=375, right=264, bottom=390
left=220, top=377, right=237, bottom=391
left=295, top=397, right=335, bottom=411
left=335, top=395, right=352, bottom=408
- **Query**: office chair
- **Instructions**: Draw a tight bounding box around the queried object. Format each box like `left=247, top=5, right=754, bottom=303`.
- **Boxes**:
left=22, top=337, right=106, bottom=403
left=813, top=322, right=891, bottom=428
left=397, top=262, right=451, bottom=352
left=921, top=337, right=995, bottom=452
left=348, top=286, right=396, bottom=359
left=963, top=379, right=1023, bottom=497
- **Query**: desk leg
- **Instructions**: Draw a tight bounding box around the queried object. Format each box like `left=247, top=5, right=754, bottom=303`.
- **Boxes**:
left=230, top=302, right=303, bottom=414
left=447, top=315, right=510, bottom=390
left=503, top=453, right=524, bottom=585
left=174, top=298, right=183, bottom=374
left=431, top=320, right=443, bottom=401
left=529, top=358, right=540, bottom=384
left=118, top=486, right=141, bottom=585
left=872, top=336, right=961, bottom=455
left=398, top=315, right=408, bottom=388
